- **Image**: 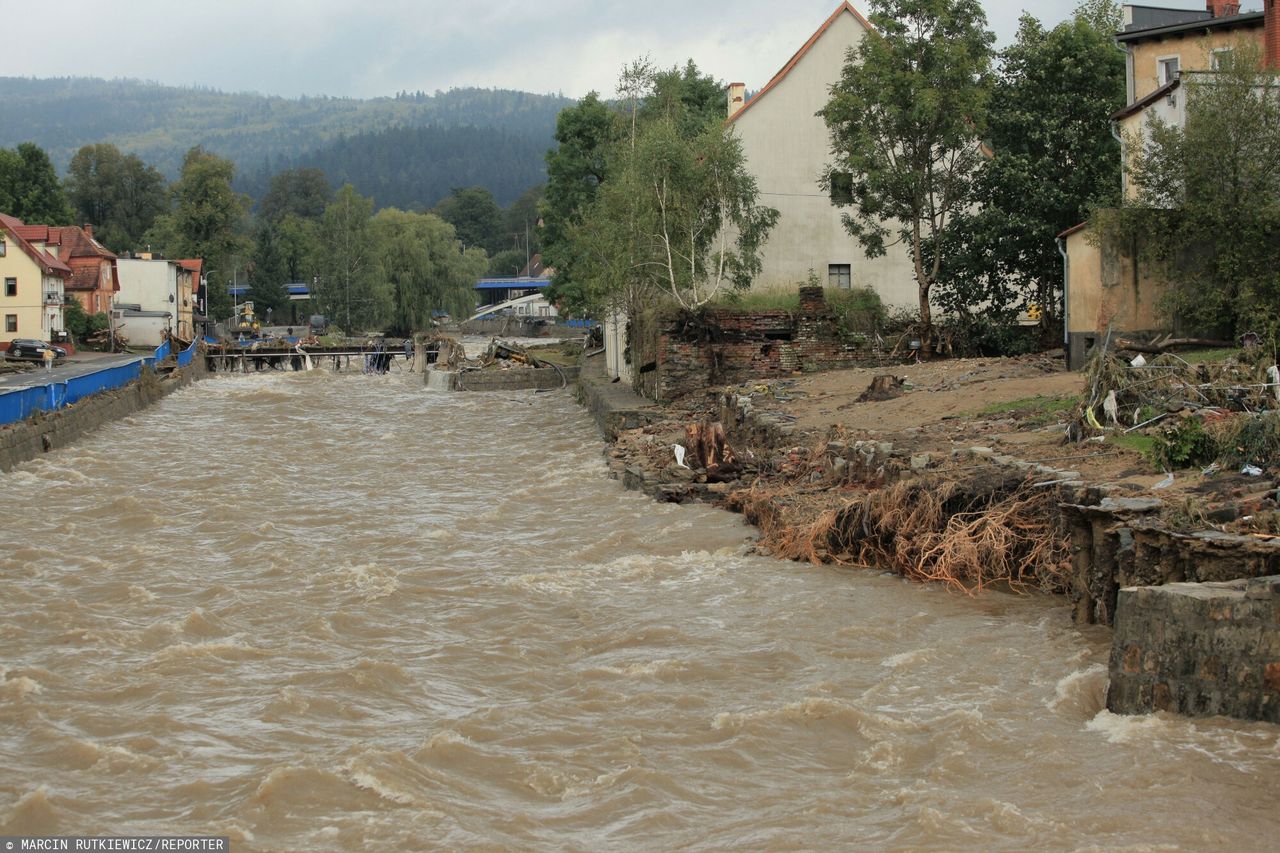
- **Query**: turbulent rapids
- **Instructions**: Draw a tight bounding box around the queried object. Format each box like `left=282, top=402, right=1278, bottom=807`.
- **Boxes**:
left=1, top=371, right=1278, bottom=850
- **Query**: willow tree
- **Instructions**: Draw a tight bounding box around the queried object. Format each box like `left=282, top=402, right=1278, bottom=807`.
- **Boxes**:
left=370, top=208, right=485, bottom=335
left=821, top=0, right=994, bottom=355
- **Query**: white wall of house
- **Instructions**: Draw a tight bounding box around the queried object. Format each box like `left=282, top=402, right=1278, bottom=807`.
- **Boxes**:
left=729, top=6, right=918, bottom=308
left=116, top=258, right=179, bottom=317
left=112, top=310, right=171, bottom=348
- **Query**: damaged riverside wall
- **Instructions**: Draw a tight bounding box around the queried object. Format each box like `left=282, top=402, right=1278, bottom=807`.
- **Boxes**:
left=0, top=359, right=206, bottom=472
left=426, top=365, right=579, bottom=392
left=1060, top=502, right=1280, bottom=625
left=654, top=287, right=875, bottom=401
left=576, top=366, right=1280, bottom=724
left=1108, top=577, right=1280, bottom=722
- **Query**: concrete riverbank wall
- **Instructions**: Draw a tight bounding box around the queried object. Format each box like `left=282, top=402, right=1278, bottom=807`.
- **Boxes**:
left=0, top=358, right=206, bottom=472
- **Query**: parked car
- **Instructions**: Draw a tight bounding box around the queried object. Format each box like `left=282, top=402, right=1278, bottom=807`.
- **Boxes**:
left=308, top=314, right=328, bottom=334
left=7, top=339, right=68, bottom=360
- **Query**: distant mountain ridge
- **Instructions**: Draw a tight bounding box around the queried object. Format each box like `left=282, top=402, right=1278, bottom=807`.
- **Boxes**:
left=0, top=77, right=573, bottom=206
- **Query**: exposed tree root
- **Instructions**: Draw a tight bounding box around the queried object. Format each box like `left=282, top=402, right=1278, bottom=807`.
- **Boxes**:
left=735, top=474, right=1071, bottom=595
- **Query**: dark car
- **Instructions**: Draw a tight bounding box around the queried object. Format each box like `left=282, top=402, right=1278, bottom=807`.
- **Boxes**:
left=8, top=339, right=68, bottom=360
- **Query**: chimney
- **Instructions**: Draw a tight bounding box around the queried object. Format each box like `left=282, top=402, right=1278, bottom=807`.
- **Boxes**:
left=1207, top=1, right=1241, bottom=17
left=727, top=82, right=746, bottom=119
left=83, top=223, right=93, bottom=239
left=1268, top=0, right=1279, bottom=69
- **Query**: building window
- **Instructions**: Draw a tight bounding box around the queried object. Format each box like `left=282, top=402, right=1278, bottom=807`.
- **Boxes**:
left=828, top=264, right=852, bottom=289
left=1158, top=56, right=1180, bottom=86
left=5, top=314, right=16, bottom=333
left=829, top=172, right=854, bottom=205
left=1212, top=48, right=1233, bottom=71
left=0, top=238, right=6, bottom=257
left=4, top=277, right=15, bottom=297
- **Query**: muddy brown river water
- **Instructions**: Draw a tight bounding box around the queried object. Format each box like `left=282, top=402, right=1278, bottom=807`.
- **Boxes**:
left=2, top=371, right=1278, bottom=850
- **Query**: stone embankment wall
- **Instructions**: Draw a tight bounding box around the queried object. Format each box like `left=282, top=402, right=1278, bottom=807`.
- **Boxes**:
left=1109, top=577, right=1280, bottom=722
left=654, top=287, right=876, bottom=400
left=0, top=359, right=206, bottom=472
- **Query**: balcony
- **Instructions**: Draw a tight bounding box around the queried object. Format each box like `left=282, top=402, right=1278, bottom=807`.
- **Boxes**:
left=43, top=292, right=63, bottom=305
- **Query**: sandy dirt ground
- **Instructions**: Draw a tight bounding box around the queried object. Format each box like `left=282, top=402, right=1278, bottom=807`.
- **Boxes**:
left=722, top=353, right=1270, bottom=502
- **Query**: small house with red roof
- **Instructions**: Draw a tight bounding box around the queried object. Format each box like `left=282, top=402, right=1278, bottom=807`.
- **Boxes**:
left=0, top=213, right=72, bottom=345
left=53, top=225, right=120, bottom=316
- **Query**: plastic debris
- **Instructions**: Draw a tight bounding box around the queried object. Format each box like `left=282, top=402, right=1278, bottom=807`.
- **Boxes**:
left=1242, top=464, right=1264, bottom=477
left=1103, top=390, right=1119, bottom=425
left=1131, top=354, right=1147, bottom=368
left=1152, top=470, right=1175, bottom=490
left=670, top=440, right=691, bottom=468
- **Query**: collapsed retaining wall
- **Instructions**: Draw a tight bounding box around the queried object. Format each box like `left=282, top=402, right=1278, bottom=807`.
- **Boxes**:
left=1109, top=577, right=1280, bottom=722
left=654, top=286, right=877, bottom=400
left=0, top=359, right=206, bottom=472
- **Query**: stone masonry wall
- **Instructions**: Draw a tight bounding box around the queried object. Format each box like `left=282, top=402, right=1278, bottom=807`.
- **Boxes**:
left=1108, top=577, right=1280, bottom=722
left=0, top=359, right=206, bottom=472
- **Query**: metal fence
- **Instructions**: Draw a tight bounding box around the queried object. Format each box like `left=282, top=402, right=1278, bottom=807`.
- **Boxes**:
left=0, top=339, right=198, bottom=428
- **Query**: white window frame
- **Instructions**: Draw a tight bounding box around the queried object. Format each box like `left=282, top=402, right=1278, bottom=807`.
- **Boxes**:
left=1211, top=47, right=1233, bottom=71
left=1157, top=54, right=1181, bottom=86
left=828, top=263, right=852, bottom=290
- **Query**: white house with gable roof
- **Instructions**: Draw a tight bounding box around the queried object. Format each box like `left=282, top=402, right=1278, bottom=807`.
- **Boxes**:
left=726, top=1, right=917, bottom=307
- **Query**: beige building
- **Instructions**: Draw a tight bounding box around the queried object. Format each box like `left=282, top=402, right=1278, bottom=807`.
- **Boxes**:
left=0, top=213, right=71, bottom=346
left=1060, top=2, right=1272, bottom=368
left=726, top=2, right=917, bottom=307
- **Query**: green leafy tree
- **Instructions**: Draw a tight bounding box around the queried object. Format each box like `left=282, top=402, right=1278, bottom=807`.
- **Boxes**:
left=276, top=213, right=322, bottom=284
left=168, top=146, right=252, bottom=320
left=247, top=220, right=291, bottom=318
left=935, top=9, right=1125, bottom=332
left=0, top=142, right=73, bottom=224
left=487, top=248, right=527, bottom=277
left=501, top=183, right=544, bottom=260
left=821, top=0, right=995, bottom=355
left=572, top=116, right=778, bottom=311
left=317, top=184, right=382, bottom=332
left=370, top=208, right=484, bottom=335
left=1098, top=44, right=1280, bottom=341
left=259, top=167, right=332, bottom=222
left=433, top=186, right=504, bottom=253
left=65, top=143, right=169, bottom=253
left=541, top=92, right=619, bottom=310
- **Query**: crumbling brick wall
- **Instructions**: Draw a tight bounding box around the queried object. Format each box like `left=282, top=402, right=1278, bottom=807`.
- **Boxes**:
left=654, top=287, right=875, bottom=400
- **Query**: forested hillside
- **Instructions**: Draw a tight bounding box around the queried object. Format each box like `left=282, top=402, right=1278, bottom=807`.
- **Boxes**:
left=238, top=124, right=550, bottom=208
left=0, top=77, right=572, bottom=195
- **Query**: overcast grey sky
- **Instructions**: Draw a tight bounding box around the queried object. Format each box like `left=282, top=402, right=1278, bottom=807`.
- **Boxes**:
left=1, top=1, right=1261, bottom=99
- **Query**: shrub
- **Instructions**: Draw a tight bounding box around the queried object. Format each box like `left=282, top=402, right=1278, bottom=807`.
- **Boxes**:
left=1152, top=417, right=1218, bottom=469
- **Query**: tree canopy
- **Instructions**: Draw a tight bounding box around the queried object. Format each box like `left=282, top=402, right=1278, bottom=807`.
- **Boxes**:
left=0, top=142, right=74, bottom=224
left=934, top=7, right=1125, bottom=332
left=65, top=143, right=169, bottom=252
left=821, top=0, right=995, bottom=354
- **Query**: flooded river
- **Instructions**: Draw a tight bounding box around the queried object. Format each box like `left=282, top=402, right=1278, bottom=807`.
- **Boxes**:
left=2, top=371, right=1278, bottom=850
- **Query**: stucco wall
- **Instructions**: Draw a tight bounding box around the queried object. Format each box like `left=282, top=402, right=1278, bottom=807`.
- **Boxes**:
left=1064, top=226, right=1169, bottom=336
left=1130, top=28, right=1261, bottom=103
left=730, top=10, right=918, bottom=308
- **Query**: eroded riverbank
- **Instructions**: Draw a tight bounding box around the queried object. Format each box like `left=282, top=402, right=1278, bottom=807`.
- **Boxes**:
left=2, top=371, right=1278, bottom=849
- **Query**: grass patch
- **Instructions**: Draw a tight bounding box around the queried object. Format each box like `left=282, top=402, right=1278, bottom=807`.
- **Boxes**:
left=978, top=395, right=1076, bottom=426
left=1111, top=433, right=1157, bottom=461
left=1177, top=347, right=1239, bottom=365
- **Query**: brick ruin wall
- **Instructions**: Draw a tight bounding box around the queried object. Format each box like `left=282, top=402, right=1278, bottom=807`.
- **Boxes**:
left=655, top=287, right=876, bottom=400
